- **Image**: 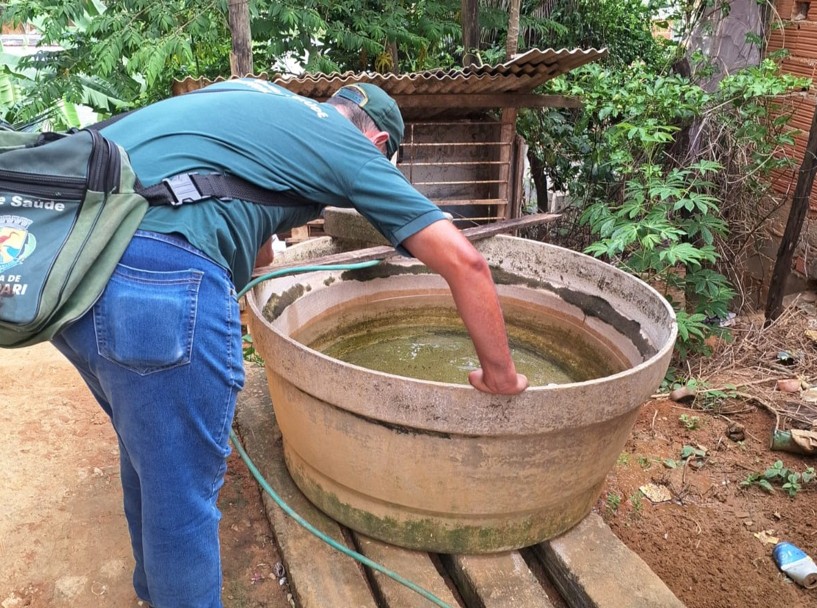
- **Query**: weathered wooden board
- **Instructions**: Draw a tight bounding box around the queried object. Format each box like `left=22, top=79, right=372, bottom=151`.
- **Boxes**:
left=252, top=212, right=560, bottom=277
left=233, top=358, right=686, bottom=608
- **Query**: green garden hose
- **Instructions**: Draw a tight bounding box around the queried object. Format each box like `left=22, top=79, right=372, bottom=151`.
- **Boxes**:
left=233, top=261, right=453, bottom=608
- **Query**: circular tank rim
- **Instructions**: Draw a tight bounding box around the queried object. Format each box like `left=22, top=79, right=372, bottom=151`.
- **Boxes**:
left=254, top=286, right=669, bottom=394
left=246, top=235, right=678, bottom=435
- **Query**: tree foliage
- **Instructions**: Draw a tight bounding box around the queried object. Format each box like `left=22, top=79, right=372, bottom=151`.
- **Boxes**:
left=541, top=0, right=676, bottom=69
left=0, top=0, right=567, bottom=121
left=526, top=55, right=807, bottom=358
left=251, top=0, right=462, bottom=74
left=1, top=0, right=231, bottom=122
left=1, top=0, right=468, bottom=121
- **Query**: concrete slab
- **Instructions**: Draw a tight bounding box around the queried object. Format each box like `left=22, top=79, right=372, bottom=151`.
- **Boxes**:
left=354, top=534, right=461, bottom=607
left=535, top=513, right=686, bottom=608
left=323, top=206, right=390, bottom=247
left=442, top=552, right=557, bottom=608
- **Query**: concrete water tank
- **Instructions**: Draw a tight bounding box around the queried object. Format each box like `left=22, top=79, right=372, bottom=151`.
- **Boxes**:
left=247, top=234, right=677, bottom=553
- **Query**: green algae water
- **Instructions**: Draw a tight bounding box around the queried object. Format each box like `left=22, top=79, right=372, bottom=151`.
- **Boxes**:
left=321, top=323, right=573, bottom=385
left=297, top=297, right=626, bottom=386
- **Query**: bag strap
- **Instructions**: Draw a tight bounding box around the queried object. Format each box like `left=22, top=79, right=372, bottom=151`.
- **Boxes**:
left=89, top=86, right=316, bottom=208
left=137, top=172, right=311, bottom=207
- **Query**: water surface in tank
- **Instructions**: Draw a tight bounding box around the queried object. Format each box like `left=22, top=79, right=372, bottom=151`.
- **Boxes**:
left=294, top=294, right=628, bottom=386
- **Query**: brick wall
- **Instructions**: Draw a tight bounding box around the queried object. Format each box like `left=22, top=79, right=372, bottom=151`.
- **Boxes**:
left=761, top=0, right=817, bottom=287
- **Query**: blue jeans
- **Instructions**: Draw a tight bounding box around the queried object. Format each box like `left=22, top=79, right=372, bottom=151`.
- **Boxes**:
left=52, top=230, right=245, bottom=608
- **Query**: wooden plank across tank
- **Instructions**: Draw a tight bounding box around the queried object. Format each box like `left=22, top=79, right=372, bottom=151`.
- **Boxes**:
left=234, top=365, right=685, bottom=607
left=251, top=212, right=560, bottom=277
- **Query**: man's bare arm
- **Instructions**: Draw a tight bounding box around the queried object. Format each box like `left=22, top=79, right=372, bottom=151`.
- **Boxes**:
left=403, top=220, right=528, bottom=395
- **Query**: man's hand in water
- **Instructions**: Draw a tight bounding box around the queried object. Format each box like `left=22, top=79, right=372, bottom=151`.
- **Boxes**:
left=468, top=369, right=528, bottom=395
left=403, top=222, right=529, bottom=397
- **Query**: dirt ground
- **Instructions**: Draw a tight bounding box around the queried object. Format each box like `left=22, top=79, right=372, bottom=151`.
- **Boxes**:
left=0, top=343, right=292, bottom=608
left=2, top=295, right=817, bottom=608
left=600, top=398, right=817, bottom=608
left=598, top=295, right=817, bottom=608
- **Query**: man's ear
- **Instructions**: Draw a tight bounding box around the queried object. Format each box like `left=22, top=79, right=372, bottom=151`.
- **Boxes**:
left=365, top=130, right=390, bottom=151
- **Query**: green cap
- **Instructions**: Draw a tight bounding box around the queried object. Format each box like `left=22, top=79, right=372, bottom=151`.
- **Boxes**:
left=332, top=83, right=404, bottom=158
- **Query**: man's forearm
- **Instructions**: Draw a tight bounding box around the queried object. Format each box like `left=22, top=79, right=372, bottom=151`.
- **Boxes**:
left=403, top=220, right=527, bottom=394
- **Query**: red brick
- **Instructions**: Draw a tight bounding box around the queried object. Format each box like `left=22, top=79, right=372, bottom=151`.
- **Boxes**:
left=780, top=56, right=817, bottom=80
left=776, top=0, right=796, bottom=19
left=769, top=25, right=790, bottom=53
left=771, top=168, right=797, bottom=197
left=791, top=21, right=817, bottom=57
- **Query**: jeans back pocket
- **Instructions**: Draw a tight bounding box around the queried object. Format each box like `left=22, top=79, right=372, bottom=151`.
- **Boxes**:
left=94, top=264, right=204, bottom=375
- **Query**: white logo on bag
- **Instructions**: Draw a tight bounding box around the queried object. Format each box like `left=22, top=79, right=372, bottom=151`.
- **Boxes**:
left=0, top=215, right=36, bottom=280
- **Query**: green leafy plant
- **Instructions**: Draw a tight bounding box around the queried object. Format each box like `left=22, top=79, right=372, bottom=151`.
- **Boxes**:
left=680, top=444, right=707, bottom=468
left=741, top=472, right=775, bottom=494
left=241, top=334, right=264, bottom=366
left=680, top=444, right=706, bottom=458
left=663, top=375, right=738, bottom=411
left=698, top=384, right=738, bottom=410
left=659, top=367, right=682, bottom=393
left=528, top=55, right=808, bottom=361
left=629, top=491, right=643, bottom=517
left=579, top=146, right=735, bottom=360
left=678, top=414, right=700, bottom=430
left=740, top=461, right=816, bottom=497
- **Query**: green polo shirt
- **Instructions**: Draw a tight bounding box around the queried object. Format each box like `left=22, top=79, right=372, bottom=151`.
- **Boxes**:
left=101, top=79, right=446, bottom=289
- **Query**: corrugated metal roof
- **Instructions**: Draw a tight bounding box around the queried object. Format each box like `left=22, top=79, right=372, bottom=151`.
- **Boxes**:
left=274, top=48, right=605, bottom=97
left=174, top=47, right=606, bottom=100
